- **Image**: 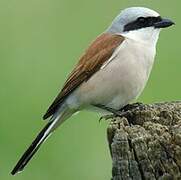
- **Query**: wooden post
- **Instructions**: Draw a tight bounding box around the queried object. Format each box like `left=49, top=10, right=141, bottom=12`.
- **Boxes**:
left=107, top=101, right=181, bottom=180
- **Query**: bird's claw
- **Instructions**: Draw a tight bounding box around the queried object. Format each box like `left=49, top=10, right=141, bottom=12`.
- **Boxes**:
left=119, top=102, right=143, bottom=112
left=99, top=102, right=144, bottom=123
left=99, top=110, right=132, bottom=122
left=99, top=114, right=117, bottom=122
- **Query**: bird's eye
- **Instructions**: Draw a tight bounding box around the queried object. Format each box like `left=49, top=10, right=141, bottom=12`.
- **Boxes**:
left=137, top=17, right=146, bottom=23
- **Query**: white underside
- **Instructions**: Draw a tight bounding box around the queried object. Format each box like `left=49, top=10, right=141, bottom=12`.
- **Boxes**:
left=65, top=35, right=157, bottom=113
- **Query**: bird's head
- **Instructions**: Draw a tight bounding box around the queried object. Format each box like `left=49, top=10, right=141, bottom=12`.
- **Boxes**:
left=107, top=7, right=174, bottom=45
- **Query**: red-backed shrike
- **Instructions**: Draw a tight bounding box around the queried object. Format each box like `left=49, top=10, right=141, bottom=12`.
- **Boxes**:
left=11, top=7, right=174, bottom=175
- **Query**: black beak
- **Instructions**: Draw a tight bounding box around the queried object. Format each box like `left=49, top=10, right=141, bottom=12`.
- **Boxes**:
left=154, top=18, right=175, bottom=28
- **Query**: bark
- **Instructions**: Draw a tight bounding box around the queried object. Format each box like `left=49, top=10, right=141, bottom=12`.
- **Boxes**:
left=107, top=101, right=181, bottom=180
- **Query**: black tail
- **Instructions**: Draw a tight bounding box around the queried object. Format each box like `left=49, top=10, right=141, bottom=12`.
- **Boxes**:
left=11, top=121, right=53, bottom=175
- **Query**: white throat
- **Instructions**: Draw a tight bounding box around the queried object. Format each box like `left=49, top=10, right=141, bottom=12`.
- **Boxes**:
left=121, top=27, right=161, bottom=47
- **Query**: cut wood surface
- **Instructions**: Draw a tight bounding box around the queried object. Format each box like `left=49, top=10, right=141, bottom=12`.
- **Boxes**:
left=107, top=101, right=181, bottom=180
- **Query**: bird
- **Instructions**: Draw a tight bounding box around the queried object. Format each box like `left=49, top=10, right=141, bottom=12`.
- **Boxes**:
left=11, top=7, right=174, bottom=175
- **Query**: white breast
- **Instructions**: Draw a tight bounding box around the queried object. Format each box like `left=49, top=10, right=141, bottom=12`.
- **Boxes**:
left=66, top=38, right=156, bottom=111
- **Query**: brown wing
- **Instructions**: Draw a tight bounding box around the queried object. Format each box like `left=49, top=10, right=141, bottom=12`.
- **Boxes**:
left=43, top=33, right=125, bottom=119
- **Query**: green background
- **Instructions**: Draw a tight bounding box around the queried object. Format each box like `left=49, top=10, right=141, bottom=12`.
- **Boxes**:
left=0, top=0, right=180, bottom=180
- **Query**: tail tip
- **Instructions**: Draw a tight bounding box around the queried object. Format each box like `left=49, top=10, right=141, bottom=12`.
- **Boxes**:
left=11, top=166, right=23, bottom=175
left=11, top=169, right=18, bottom=176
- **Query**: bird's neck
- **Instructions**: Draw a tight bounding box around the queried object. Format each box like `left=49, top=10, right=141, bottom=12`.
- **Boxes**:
left=120, top=27, right=161, bottom=47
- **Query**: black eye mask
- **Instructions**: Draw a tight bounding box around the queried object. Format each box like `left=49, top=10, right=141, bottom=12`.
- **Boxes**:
left=124, top=16, right=162, bottom=32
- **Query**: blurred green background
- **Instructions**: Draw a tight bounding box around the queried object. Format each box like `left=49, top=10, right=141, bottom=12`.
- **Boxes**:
left=0, top=0, right=180, bottom=180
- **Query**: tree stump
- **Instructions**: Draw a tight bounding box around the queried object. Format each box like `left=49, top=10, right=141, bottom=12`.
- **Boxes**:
left=107, top=101, right=181, bottom=180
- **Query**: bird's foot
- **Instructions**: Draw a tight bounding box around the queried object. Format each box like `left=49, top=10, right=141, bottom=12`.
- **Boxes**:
left=99, top=109, right=133, bottom=122
left=119, top=102, right=144, bottom=112
left=98, top=102, right=144, bottom=123
left=99, top=114, right=117, bottom=122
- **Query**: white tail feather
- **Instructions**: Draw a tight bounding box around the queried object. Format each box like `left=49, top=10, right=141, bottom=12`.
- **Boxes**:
left=11, top=104, right=75, bottom=175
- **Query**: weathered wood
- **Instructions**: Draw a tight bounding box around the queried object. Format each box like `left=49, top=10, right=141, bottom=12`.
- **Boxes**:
left=107, top=101, right=181, bottom=180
